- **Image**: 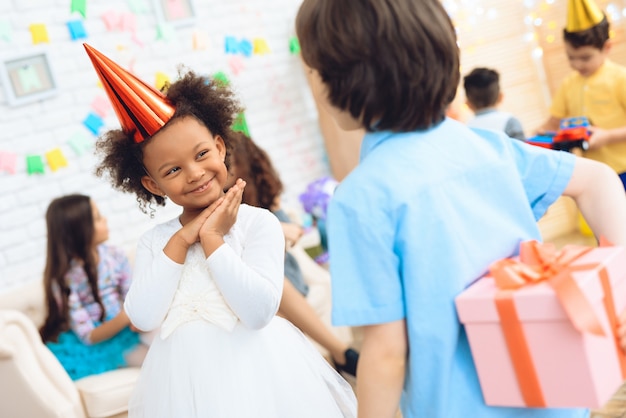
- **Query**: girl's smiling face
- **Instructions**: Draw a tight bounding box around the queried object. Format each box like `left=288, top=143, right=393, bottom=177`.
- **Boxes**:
left=140, top=116, right=228, bottom=219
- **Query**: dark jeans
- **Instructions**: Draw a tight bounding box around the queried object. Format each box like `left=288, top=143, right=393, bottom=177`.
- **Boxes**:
left=620, top=172, right=626, bottom=191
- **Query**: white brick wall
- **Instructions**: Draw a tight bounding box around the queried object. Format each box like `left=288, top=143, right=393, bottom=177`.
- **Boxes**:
left=0, top=0, right=329, bottom=291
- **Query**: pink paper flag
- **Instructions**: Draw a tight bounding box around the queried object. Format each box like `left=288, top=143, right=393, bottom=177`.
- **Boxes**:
left=91, top=95, right=110, bottom=117
left=228, top=56, right=245, bottom=76
left=45, top=148, right=68, bottom=172
left=0, top=151, right=17, bottom=174
left=102, top=11, right=122, bottom=31
left=121, top=13, right=137, bottom=32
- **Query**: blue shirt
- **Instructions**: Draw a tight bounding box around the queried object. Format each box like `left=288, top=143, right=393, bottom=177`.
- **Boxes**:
left=328, top=118, right=588, bottom=418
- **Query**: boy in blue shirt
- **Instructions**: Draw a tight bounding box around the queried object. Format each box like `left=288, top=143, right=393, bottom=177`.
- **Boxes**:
left=464, top=67, right=526, bottom=141
left=295, top=0, right=626, bottom=417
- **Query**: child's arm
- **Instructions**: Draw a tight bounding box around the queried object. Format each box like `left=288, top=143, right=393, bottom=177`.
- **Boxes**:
left=561, top=156, right=626, bottom=246
left=357, top=319, right=407, bottom=418
left=587, top=125, right=626, bottom=150
left=124, top=232, right=185, bottom=332
left=207, top=209, right=285, bottom=330
left=67, top=268, right=130, bottom=344
left=88, top=310, right=131, bottom=343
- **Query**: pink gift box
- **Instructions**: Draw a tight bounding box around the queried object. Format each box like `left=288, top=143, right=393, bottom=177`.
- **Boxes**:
left=456, top=245, right=626, bottom=408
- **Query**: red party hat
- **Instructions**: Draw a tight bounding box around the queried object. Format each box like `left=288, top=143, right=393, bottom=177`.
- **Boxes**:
left=83, top=43, right=175, bottom=143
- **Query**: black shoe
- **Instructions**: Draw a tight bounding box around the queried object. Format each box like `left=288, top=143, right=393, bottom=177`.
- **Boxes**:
left=334, top=348, right=359, bottom=377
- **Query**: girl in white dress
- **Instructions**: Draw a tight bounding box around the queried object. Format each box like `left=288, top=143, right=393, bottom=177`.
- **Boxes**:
left=85, top=43, right=356, bottom=417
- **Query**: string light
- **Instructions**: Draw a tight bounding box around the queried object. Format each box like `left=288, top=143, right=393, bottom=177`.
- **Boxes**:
left=443, top=0, right=626, bottom=58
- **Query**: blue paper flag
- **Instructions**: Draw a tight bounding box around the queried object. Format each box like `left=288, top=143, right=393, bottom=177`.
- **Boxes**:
left=238, top=39, right=253, bottom=57
left=83, top=112, right=104, bottom=135
left=67, top=20, right=87, bottom=40
left=225, top=36, right=239, bottom=54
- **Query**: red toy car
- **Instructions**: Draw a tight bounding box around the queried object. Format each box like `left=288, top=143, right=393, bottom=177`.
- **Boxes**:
left=527, top=117, right=590, bottom=153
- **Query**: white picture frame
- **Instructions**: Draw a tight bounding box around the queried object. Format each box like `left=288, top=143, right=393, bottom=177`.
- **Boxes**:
left=153, top=0, right=196, bottom=27
left=0, top=50, right=58, bottom=107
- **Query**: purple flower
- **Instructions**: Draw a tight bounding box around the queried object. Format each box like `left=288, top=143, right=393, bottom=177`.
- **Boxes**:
left=298, top=176, right=338, bottom=220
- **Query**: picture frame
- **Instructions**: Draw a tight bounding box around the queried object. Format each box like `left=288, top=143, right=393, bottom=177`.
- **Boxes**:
left=153, top=0, right=196, bottom=27
left=0, top=50, right=58, bottom=107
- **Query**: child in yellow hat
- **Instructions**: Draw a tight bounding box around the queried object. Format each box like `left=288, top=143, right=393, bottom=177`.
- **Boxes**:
left=538, top=0, right=626, bottom=189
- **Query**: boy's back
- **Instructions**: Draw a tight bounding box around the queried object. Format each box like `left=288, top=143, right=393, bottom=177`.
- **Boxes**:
left=328, top=118, right=586, bottom=417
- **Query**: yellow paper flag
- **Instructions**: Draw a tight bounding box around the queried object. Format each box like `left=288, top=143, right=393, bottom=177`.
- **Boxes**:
left=29, top=23, right=49, bottom=44
left=45, top=148, right=68, bottom=172
left=155, top=72, right=170, bottom=91
left=253, top=38, right=271, bottom=55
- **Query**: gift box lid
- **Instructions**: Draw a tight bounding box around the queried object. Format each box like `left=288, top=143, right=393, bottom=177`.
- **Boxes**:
left=456, top=246, right=626, bottom=324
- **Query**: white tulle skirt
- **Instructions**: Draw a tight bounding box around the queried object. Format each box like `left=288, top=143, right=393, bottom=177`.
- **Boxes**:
left=129, top=317, right=357, bottom=417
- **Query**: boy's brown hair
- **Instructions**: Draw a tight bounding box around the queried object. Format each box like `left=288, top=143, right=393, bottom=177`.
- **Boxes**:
left=463, top=68, right=501, bottom=110
left=95, top=70, right=243, bottom=213
left=296, top=0, right=459, bottom=132
left=564, top=15, right=610, bottom=49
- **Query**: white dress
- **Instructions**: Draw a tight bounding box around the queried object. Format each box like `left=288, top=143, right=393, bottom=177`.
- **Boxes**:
left=125, top=204, right=356, bottom=417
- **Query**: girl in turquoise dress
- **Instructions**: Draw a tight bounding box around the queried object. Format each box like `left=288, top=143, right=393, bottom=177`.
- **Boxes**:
left=40, top=194, right=147, bottom=380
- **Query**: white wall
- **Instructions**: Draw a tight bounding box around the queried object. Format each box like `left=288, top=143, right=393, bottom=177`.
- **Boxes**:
left=0, top=0, right=329, bottom=291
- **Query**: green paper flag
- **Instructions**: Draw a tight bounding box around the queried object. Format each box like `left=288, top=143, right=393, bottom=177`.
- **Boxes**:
left=212, top=71, right=230, bottom=87
left=232, top=112, right=250, bottom=138
left=156, top=23, right=175, bottom=41
left=0, top=21, right=12, bottom=42
left=71, top=0, right=87, bottom=18
left=26, top=155, right=45, bottom=175
left=289, top=36, right=300, bottom=54
left=128, top=0, right=149, bottom=14
left=68, top=132, right=92, bottom=156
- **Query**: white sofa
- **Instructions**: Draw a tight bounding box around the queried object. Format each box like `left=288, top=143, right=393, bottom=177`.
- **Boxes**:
left=0, top=279, right=139, bottom=418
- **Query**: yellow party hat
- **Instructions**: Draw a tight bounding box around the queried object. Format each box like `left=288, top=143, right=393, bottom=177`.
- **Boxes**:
left=566, top=0, right=604, bottom=32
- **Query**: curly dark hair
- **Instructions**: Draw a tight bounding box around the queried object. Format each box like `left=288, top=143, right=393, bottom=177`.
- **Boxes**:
left=564, top=15, right=610, bottom=49
left=95, top=70, right=243, bottom=213
left=229, top=131, right=283, bottom=210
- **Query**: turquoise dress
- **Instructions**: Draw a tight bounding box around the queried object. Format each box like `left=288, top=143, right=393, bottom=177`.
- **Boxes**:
left=47, top=327, right=140, bottom=380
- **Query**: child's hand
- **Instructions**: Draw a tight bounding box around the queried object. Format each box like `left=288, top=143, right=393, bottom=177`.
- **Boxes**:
left=587, top=126, right=612, bottom=150
left=175, top=197, right=226, bottom=247
left=282, top=222, right=304, bottom=247
left=199, top=179, right=246, bottom=243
